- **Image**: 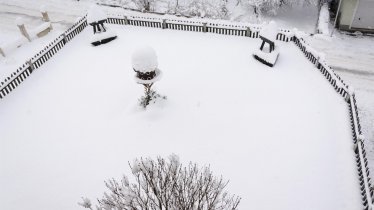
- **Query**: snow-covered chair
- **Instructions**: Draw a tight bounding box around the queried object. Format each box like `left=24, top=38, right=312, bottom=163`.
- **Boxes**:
left=253, top=21, right=280, bottom=67
left=87, top=5, right=117, bottom=46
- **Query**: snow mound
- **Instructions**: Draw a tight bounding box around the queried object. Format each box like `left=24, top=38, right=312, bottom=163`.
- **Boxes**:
left=87, top=5, right=107, bottom=24
left=15, top=17, right=25, bottom=26
left=132, top=46, right=158, bottom=73
left=260, top=21, right=278, bottom=41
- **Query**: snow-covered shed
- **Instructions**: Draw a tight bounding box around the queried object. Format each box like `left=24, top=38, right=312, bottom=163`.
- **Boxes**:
left=334, top=0, right=374, bottom=33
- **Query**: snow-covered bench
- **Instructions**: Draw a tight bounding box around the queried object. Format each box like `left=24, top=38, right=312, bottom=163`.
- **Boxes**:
left=253, top=21, right=280, bottom=67
left=87, top=5, right=117, bottom=46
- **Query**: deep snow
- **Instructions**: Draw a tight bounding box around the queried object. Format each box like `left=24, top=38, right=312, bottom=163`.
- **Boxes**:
left=0, top=25, right=361, bottom=210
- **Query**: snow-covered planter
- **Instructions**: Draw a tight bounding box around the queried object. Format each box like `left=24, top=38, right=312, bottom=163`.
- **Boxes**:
left=87, top=5, right=117, bottom=46
left=132, top=46, right=164, bottom=108
left=253, top=21, right=279, bottom=67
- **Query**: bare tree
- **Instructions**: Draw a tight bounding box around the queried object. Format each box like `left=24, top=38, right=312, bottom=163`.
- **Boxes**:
left=133, top=0, right=155, bottom=11
left=79, top=155, right=241, bottom=210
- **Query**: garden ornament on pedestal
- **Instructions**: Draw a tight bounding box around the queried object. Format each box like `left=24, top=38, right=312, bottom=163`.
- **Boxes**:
left=132, top=46, right=164, bottom=108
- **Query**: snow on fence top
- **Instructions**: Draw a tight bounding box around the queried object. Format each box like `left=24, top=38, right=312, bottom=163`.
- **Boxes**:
left=132, top=46, right=158, bottom=73
left=87, top=5, right=107, bottom=24
left=260, top=21, right=278, bottom=41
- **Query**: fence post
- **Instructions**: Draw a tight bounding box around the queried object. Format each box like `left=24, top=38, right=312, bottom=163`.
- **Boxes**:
left=124, top=16, right=128, bottom=25
left=62, top=33, right=67, bottom=44
left=0, top=47, right=5, bottom=57
left=246, top=27, right=251, bottom=37
left=346, top=86, right=354, bottom=102
left=203, top=23, right=207, bottom=33
left=27, top=59, right=35, bottom=72
left=162, top=19, right=167, bottom=29
left=315, top=56, right=320, bottom=68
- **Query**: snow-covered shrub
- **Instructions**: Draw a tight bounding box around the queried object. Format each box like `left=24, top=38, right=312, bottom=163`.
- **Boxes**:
left=79, top=155, right=241, bottom=210
left=133, top=0, right=156, bottom=11
left=242, top=0, right=318, bottom=17
left=132, top=46, right=164, bottom=108
left=282, top=0, right=318, bottom=8
left=138, top=89, right=166, bottom=108
left=177, top=0, right=228, bottom=19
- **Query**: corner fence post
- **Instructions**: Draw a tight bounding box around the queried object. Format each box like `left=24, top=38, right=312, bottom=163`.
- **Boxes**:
left=62, top=33, right=67, bottom=44
left=162, top=19, right=167, bottom=29
left=345, top=90, right=352, bottom=102
left=27, top=59, right=34, bottom=73
left=124, top=16, right=128, bottom=25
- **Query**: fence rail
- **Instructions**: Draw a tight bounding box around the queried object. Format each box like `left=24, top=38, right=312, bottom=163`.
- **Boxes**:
left=106, top=17, right=293, bottom=42
left=0, top=12, right=371, bottom=210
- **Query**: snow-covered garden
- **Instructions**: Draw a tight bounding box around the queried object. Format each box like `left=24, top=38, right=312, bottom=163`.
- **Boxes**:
left=0, top=20, right=363, bottom=209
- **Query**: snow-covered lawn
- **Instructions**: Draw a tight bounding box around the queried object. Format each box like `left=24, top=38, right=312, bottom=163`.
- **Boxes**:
left=0, top=25, right=361, bottom=210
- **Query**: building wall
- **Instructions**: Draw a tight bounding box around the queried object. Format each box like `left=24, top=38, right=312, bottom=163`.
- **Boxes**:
left=351, top=0, right=374, bottom=30
left=338, top=0, right=358, bottom=30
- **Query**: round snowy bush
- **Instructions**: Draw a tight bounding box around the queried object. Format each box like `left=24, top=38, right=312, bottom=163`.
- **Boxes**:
left=131, top=46, right=158, bottom=73
left=87, top=5, right=107, bottom=24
